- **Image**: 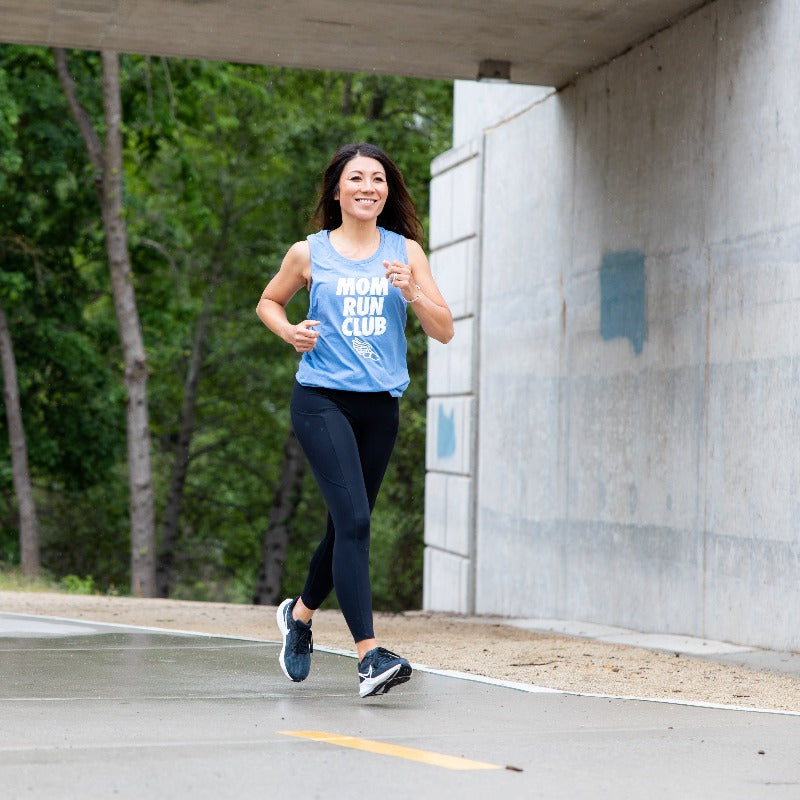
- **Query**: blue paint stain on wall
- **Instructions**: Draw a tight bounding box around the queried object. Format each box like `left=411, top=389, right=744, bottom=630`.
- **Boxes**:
left=600, top=250, right=647, bottom=355
left=437, top=403, right=456, bottom=459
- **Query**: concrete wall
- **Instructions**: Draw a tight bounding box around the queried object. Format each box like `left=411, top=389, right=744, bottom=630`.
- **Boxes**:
left=425, top=0, right=800, bottom=651
left=423, top=140, right=482, bottom=613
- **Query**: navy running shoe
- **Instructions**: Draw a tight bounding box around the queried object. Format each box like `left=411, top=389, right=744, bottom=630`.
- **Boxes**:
left=357, top=646, right=412, bottom=697
left=276, top=597, right=313, bottom=682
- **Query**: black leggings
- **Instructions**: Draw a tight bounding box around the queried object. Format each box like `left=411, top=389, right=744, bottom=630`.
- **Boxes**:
left=290, top=381, right=399, bottom=643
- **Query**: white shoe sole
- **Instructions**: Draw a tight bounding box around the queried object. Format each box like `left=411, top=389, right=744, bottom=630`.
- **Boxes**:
left=359, top=663, right=412, bottom=698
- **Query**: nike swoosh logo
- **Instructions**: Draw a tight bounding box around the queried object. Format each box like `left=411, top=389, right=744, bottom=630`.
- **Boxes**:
left=359, top=667, right=373, bottom=679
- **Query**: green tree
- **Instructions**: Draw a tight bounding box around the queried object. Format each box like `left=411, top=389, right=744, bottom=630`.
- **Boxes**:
left=0, top=288, right=39, bottom=576
left=0, top=46, right=125, bottom=578
left=1, top=47, right=452, bottom=608
left=0, top=62, right=38, bottom=574
left=55, top=48, right=156, bottom=595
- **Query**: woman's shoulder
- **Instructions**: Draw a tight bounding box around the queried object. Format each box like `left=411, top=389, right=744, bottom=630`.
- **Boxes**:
left=398, top=236, right=428, bottom=268
left=281, top=240, right=311, bottom=276
left=403, top=237, right=425, bottom=255
left=286, top=239, right=311, bottom=261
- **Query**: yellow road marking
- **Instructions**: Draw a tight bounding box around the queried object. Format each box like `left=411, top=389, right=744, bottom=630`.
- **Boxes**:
left=278, top=730, right=502, bottom=771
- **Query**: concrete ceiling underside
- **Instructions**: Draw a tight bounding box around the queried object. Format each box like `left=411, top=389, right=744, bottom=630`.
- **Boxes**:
left=1, top=0, right=709, bottom=87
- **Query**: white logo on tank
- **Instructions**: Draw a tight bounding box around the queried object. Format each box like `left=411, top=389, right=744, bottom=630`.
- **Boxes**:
left=352, top=337, right=380, bottom=361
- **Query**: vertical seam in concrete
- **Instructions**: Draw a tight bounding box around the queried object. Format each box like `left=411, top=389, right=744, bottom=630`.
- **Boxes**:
left=560, top=88, right=579, bottom=614
left=468, top=138, right=485, bottom=615
left=701, top=248, right=712, bottom=639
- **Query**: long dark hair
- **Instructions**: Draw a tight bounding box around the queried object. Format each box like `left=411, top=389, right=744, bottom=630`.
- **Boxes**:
left=311, top=143, right=424, bottom=244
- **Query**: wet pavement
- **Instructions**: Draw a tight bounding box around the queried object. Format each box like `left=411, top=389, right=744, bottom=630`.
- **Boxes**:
left=1, top=613, right=799, bottom=799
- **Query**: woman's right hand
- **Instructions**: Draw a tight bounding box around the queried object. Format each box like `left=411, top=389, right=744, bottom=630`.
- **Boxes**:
left=288, top=319, right=320, bottom=352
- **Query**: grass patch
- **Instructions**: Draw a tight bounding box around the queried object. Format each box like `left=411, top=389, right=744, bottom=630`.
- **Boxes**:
left=0, top=566, right=58, bottom=593
left=0, top=567, right=104, bottom=595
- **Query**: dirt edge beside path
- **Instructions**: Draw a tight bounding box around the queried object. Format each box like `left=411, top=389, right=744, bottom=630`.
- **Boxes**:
left=2, top=591, right=798, bottom=713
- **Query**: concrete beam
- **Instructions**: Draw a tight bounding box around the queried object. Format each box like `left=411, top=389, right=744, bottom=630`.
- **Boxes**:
left=0, top=0, right=709, bottom=87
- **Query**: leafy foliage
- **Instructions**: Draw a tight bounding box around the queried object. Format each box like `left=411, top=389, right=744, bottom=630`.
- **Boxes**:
left=0, top=47, right=124, bottom=571
left=0, top=44, right=453, bottom=608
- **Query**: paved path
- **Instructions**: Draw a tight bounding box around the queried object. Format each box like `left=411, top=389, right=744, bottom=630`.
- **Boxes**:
left=1, top=613, right=799, bottom=799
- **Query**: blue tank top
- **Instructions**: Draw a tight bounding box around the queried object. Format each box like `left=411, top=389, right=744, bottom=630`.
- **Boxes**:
left=295, top=227, right=410, bottom=396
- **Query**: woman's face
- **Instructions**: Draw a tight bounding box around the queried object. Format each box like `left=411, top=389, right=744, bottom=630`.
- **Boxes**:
left=335, top=156, right=388, bottom=223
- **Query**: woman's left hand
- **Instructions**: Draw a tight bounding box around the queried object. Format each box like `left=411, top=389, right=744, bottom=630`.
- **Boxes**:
left=383, top=260, right=419, bottom=302
left=385, top=241, right=453, bottom=344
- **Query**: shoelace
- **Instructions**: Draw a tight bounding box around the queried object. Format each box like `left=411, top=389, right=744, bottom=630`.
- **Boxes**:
left=373, top=647, right=400, bottom=665
left=292, top=624, right=313, bottom=655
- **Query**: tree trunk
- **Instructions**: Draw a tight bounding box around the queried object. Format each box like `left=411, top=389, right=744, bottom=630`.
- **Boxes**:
left=156, top=296, right=211, bottom=597
left=0, top=298, right=40, bottom=576
left=100, top=51, right=156, bottom=597
left=252, top=428, right=306, bottom=605
left=55, top=48, right=156, bottom=596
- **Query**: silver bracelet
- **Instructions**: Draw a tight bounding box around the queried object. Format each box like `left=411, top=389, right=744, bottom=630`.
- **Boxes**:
left=406, top=284, right=422, bottom=303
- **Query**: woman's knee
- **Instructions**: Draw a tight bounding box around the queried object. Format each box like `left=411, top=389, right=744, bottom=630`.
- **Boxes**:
left=336, top=508, right=371, bottom=544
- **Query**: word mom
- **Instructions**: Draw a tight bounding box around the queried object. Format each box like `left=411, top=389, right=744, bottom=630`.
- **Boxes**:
left=336, top=276, right=389, bottom=337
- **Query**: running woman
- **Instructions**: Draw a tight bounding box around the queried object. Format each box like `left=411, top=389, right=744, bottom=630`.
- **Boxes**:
left=256, top=142, right=453, bottom=697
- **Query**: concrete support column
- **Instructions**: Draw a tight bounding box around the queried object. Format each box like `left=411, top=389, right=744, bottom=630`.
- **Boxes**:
left=423, top=139, right=483, bottom=613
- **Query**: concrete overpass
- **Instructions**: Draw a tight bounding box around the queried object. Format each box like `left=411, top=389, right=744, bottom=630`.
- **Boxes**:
left=1, top=0, right=708, bottom=87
